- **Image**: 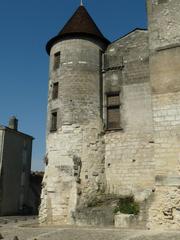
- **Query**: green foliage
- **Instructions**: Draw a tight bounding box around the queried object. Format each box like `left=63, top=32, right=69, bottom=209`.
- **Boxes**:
left=113, top=196, right=140, bottom=215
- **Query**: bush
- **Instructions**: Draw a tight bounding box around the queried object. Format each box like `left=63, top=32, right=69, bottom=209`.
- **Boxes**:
left=113, top=196, right=139, bottom=215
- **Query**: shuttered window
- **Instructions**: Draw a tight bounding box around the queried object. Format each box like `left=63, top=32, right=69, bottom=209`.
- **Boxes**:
left=53, top=51, right=60, bottom=70
left=50, top=111, right=57, bottom=131
left=52, top=82, right=59, bottom=99
left=107, top=93, right=120, bottom=129
left=107, top=95, right=119, bottom=106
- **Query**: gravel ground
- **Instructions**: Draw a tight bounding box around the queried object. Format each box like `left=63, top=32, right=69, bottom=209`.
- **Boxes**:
left=0, top=216, right=179, bottom=240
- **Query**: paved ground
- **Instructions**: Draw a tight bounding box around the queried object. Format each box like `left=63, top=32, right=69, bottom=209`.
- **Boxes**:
left=0, top=216, right=179, bottom=240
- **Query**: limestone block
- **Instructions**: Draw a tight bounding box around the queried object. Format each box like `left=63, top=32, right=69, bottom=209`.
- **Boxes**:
left=134, top=189, right=153, bottom=202
left=148, top=186, right=180, bottom=229
left=156, top=175, right=180, bottom=186
left=173, top=208, right=180, bottom=223
left=114, top=213, right=138, bottom=228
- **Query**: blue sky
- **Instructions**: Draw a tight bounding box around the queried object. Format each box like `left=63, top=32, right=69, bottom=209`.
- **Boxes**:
left=0, top=0, right=147, bottom=171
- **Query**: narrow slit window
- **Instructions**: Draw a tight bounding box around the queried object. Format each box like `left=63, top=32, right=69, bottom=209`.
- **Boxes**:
left=52, top=82, right=59, bottom=99
left=53, top=52, right=60, bottom=70
left=50, top=111, right=57, bottom=132
left=107, top=93, right=120, bottom=129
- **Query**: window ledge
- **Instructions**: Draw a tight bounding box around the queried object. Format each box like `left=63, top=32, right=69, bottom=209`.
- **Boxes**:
left=50, top=129, right=57, bottom=133
left=105, top=128, right=123, bottom=132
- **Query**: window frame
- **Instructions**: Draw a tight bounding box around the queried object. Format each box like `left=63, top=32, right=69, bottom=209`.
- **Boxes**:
left=53, top=51, right=60, bottom=71
left=52, top=82, right=59, bottom=100
left=50, top=110, right=58, bottom=132
left=106, top=92, right=121, bottom=130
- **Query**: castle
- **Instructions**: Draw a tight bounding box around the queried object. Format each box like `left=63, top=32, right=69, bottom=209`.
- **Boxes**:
left=40, top=0, right=180, bottom=229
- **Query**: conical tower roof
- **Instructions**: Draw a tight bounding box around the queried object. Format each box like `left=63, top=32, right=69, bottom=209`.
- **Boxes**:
left=46, top=5, right=110, bottom=54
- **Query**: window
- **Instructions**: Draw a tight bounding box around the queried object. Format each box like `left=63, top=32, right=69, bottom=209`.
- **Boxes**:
left=52, top=82, right=59, bottom=99
left=50, top=111, right=57, bottom=131
left=21, top=172, right=26, bottom=187
left=53, top=51, right=60, bottom=70
left=107, top=93, right=120, bottom=129
left=158, top=0, right=168, bottom=4
left=22, top=149, right=27, bottom=172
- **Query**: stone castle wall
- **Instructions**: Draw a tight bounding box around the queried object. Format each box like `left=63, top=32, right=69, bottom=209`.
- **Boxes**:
left=147, top=0, right=180, bottom=229
left=148, top=0, right=180, bottom=52
left=104, top=30, right=155, bottom=199
left=40, top=0, right=180, bottom=229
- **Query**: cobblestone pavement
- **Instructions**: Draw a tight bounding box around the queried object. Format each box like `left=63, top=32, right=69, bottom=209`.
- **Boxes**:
left=0, top=216, right=179, bottom=240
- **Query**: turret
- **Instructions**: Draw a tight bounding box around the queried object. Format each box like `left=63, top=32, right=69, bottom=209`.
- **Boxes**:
left=46, top=5, right=109, bottom=130
left=40, top=5, right=110, bottom=225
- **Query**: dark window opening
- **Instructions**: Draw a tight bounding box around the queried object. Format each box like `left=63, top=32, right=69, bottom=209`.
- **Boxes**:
left=50, top=111, right=57, bottom=132
left=52, top=82, right=59, bottom=99
left=107, top=93, right=120, bottom=129
left=53, top=52, right=60, bottom=70
left=158, top=0, right=168, bottom=4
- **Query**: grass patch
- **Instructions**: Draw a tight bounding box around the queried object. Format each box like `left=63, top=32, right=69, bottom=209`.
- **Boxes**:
left=113, top=196, right=139, bottom=215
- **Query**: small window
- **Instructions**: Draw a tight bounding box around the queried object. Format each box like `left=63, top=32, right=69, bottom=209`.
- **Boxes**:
left=22, top=150, right=27, bottom=172
left=107, top=93, right=120, bottom=129
left=52, top=82, right=59, bottom=99
left=158, top=0, right=168, bottom=4
left=53, top=51, right=60, bottom=70
left=50, top=111, right=57, bottom=132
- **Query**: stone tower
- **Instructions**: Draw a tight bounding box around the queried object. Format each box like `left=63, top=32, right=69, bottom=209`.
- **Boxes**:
left=39, top=5, right=109, bottom=224
left=147, top=0, right=180, bottom=228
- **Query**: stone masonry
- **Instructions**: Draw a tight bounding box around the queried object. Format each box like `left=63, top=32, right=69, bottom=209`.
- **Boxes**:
left=39, top=36, right=107, bottom=224
left=40, top=0, right=180, bottom=229
left=146, top=0, right=180, bottom=229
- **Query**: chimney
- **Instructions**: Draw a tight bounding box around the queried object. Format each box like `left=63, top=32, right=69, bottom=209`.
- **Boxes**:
left=8, top=116, right=18, bottom=131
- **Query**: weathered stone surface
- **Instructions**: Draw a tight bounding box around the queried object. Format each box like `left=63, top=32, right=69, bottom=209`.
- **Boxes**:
left=115, top=214, right=136, bottom=228
left=147, top=0, right=180, bottom=52
left=40, top=0, right=180, bottom=230
left=147, top=186, right=180, bottom=229
left=39, top=37, right=107, bottom=225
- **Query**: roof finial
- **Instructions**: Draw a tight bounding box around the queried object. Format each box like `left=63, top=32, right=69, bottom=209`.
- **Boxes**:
left=80, top=0, right=83, bottom=6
